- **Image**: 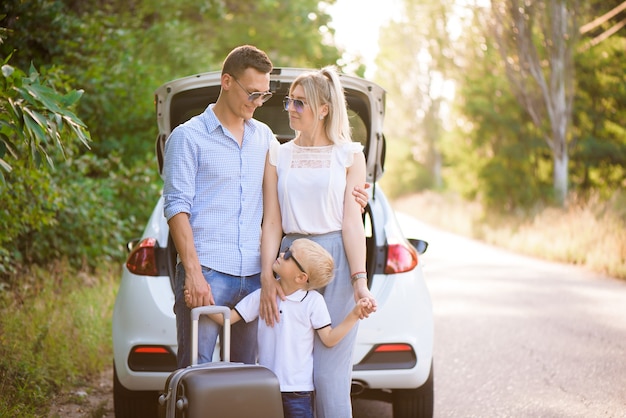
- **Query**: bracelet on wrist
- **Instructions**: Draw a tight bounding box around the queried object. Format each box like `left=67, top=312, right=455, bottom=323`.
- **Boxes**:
left=351, top=272, right=367, bottom=283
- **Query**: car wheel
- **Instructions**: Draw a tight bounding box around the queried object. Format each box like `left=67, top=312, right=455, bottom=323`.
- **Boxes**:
left=392, top=363, right=434, bottom=418
left=113, top=362, right=160, bottom=418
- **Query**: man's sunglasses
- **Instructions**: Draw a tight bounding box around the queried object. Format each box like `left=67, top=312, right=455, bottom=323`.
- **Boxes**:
left=284, top=247, right=306, bottom=274
left=283, top=97, right=308, bottom=114
left=232, top=76, right=273, bottom=103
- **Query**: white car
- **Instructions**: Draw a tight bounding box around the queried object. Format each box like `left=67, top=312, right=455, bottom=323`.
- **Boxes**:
left=112, top=68, right=434, bottom=418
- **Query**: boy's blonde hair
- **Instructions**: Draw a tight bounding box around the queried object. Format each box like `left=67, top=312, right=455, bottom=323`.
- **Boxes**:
left=291, top=238, right=335, bottom=290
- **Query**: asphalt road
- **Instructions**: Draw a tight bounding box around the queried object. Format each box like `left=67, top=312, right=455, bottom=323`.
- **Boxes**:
left=362, top=212, right=626, bottom=418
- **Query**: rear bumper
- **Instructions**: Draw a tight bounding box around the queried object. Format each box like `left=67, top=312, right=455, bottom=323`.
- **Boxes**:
left=112, top=268, right=177, bottom=391
left=351, top=269, right=434, bottom=390
left=112, top=268, right=434, bottom=393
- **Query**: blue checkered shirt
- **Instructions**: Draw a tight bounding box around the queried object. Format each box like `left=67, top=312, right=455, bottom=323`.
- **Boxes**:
left=163, top=104, right=277, bottom=276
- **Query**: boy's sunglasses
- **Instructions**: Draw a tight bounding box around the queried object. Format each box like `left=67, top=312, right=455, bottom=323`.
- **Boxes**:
left=232, top=76, right=273, bottom=103
left=284, top=247, right=306, bottom=274
left=283, top=97, right=308, bottom=114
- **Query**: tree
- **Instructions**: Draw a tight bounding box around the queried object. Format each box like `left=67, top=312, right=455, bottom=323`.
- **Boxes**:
left=0, top=0, right=349, bottom=275
left=375, top=0, right=457, bottom=194
left=571, top=0, right=626, bottom=196
left=491, top=0, right=580, bottom=206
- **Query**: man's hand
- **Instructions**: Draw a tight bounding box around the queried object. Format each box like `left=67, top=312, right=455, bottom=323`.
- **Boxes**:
left=353, top=183, right=371, bottom=213
left=184, top=272, right=214, bottom=308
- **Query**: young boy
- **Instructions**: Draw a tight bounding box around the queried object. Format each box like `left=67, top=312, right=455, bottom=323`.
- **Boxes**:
left=185, top=238, right=372, bottom=418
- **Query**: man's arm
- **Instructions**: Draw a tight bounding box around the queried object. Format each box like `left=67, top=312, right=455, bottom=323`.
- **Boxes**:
left=169, top=213, right=214, bottom=307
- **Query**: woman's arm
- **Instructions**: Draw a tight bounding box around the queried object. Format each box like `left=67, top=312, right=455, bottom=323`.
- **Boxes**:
left=260, top=153, right=285, bottom=326
left=342, top=152, right=377, bottom=314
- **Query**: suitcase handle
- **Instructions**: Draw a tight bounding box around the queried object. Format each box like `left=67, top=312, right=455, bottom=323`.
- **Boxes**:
left=191, top=306, right=231, bottom=364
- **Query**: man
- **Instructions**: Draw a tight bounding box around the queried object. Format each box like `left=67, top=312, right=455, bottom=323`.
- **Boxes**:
left=163, top=45, right=368, bottom=367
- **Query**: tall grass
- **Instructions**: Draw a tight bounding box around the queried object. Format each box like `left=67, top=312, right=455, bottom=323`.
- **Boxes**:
left=0, top=260, right=118, bottom=417
left=392, top=191, right=626, bottom=280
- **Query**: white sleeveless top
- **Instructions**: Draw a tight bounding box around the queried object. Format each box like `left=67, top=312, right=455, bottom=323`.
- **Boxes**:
left=269, top=140, right=363, bottom=235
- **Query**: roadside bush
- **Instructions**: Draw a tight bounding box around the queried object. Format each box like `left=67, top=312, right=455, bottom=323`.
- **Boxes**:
left=0, top=152, right=160, bottom=280
left=0, top=56, right=161, bottom=279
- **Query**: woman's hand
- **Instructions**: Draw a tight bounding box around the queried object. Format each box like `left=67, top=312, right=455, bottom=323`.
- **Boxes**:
left=352, top=279, right=377, bottom=319
left=259, top=272, right=285, bottom=327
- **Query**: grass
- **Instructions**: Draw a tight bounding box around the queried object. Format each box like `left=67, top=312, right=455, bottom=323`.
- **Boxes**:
left=0, top=260, right=119, bottom=417
left=392, top=191, right=626, bottom=280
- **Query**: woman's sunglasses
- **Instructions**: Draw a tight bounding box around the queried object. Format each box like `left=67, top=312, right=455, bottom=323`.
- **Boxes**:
left=284, top=247, right=306, bottom=273
left=283, top=97, right=308, bottom=114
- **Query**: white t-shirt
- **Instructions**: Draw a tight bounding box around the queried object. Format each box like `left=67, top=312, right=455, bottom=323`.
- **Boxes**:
left=269, top=141, right=364, bottom=234
left=235, top=287, right=331, bottom=391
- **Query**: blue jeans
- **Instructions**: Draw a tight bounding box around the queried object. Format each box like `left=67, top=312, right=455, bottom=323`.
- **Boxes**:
left=174, top=264, right=260, bottom=367
left=281, top=391, right=314, bottom=418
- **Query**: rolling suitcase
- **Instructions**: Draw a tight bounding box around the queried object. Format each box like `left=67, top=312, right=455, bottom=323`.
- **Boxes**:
left=158, top=306, right=284, bottom=418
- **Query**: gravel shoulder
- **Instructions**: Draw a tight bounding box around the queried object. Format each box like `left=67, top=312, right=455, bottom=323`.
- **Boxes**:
left=47, top=366, right=114, bottom=418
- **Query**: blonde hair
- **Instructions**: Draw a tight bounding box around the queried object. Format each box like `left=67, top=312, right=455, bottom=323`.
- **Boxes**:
left=290, top=66, right=352, bottom=145
left=290, top=238, right=335, bottom=290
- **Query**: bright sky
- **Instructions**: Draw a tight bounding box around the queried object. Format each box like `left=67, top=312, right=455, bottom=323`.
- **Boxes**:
left=326, top=0, right=402, bottom=76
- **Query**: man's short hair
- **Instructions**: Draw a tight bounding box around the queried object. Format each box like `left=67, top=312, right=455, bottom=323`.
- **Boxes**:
left=222, top=45, right=273, bottom=78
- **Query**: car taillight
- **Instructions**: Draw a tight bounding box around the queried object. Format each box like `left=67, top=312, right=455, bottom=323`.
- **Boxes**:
left=126, top=237, right=160, bottom=276
left=353, top=343, right=417, bottom=371
left=385, top=241, right=418, bottom=274
left=373, top=343, right=413, bottom=353
left=128, top=345, right=177, bottom=372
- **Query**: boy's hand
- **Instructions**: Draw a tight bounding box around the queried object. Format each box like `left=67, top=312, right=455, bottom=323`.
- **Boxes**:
left=354, top=298, right=374, bottom=320
left=353, top=282, right=377, bottom=319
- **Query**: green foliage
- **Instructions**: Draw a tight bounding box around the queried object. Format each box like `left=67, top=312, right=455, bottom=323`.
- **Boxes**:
left=1, top=0, right=343, bottom=280
left=379, top=137, right=434, bottom=199
left=379, top=0, right=625, bottom=213
left=23, top=155, right=155, bottom=268
left=571, top=37, right=626, bottom=195
left=0, top=59, right=159, bottom=276
left=2, top=0, right=343, bottom=164
left=440, top=19, right=554, bottom=211
left=0, top=62, right=90, bottom=182
left=0, top=261, right=117, bottom=416
left=0, top=152, right=159, bottom=277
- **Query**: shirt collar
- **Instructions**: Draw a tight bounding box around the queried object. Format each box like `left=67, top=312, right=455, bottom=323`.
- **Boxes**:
left=285, top=288, right=308, bottom=302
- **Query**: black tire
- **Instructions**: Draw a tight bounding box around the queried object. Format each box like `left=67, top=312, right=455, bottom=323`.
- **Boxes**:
left=113, top=363, right=160, bottom=418
left=392, top=363, right=434, bottom=418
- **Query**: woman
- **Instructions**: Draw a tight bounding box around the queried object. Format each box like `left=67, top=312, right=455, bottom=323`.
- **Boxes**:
left=260, top=66, right=377, bottom=418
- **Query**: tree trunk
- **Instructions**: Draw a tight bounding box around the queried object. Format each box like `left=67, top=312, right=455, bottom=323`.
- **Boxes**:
left=492, top=0, right=578, bottom=207
left=553, top=150, right=568, bottom=206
